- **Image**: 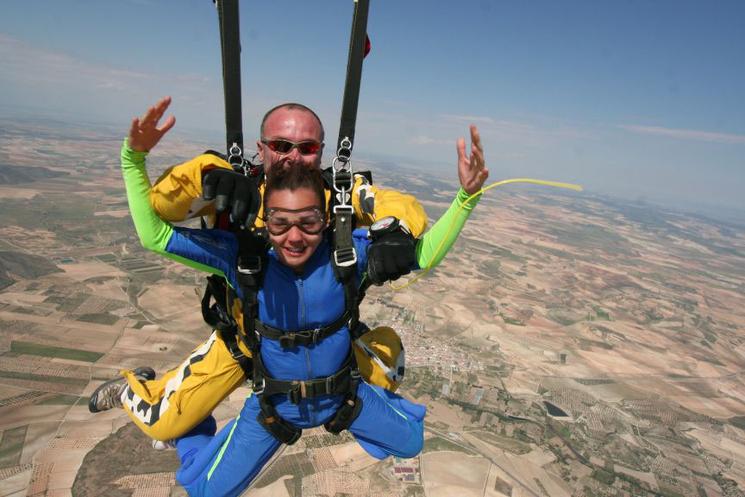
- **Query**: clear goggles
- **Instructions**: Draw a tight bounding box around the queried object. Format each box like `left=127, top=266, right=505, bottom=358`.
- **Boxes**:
left=263, top=207, right=326, bottom=235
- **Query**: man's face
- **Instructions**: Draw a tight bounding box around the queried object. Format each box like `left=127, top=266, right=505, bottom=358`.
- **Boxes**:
left=257, top=108, right=324, bottom=171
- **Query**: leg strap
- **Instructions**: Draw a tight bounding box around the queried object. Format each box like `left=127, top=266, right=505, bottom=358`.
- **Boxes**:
left=257, top=397, right=301, bottom=445
left=324, top=391, right=363, bottom=434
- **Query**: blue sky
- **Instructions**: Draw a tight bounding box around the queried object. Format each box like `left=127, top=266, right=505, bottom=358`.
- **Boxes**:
left=1, top=0, right=744, bottom=218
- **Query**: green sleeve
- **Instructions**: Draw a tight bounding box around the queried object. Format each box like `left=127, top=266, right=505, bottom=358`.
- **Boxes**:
left=415, top=188, right=481, bottom=269
left=120, top=140, right=226, bottom=277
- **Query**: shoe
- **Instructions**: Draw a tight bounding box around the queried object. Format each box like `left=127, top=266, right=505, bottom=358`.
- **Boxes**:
left=152, top=439, right=176, bottom=451
left=88, top=366, right=155, bottom=413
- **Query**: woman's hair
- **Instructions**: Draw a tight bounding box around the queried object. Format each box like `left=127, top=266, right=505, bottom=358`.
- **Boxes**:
left=263, top=164, right=326, bottom=214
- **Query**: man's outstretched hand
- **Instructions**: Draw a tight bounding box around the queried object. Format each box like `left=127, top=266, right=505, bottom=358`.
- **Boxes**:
left=128, top=96, right=176, bottom=153
left=456, top=125, right=489, bottom=195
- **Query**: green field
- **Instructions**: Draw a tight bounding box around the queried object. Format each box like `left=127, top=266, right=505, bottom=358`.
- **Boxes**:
left=10, top=340, right=104, bottom=362
left=0, top=370, right=88, bottom=387
left=76, top=313, right=119, bottom=325
left=468, top=429, right=532, bottom=454
left=423, top=436, right=476, bottom=455
left=0, top=426, right=27, bottom=469
left=38, top=394, right=81, bottom=405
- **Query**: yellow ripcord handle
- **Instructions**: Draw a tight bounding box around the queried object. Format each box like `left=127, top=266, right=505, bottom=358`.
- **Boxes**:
left=390, top=178, right=583, bottom=291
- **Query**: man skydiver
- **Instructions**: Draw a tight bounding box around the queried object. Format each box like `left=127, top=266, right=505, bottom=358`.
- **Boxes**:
left=116, top=97, right=488, bottom=496
left=88, top=96, right=432, bottom=441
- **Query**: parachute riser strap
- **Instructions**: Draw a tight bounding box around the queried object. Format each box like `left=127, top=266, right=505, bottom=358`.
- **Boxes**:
left=336, top=0, right=370, bottom=158
left=214, top=0, right=244, bottom=169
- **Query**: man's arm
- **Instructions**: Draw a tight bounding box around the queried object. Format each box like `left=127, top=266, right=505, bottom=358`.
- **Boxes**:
left=149, top=153, right=233, bottom=222
left=350, top=175, right=428, bottom=237
left=350, top=173, right=428, bottom=285
left=366, top=125, right=487, bottom=284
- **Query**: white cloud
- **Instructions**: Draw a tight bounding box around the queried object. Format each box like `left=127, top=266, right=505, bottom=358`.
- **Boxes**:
left=440, top=114, right=496, bottom=124
left=408, top=135, right=451, bottom=146
left=0, top=34, right=152, bottom=90
left=620, top=124, right=745, bottom=145
left=0, top=34, right=220, bottom=127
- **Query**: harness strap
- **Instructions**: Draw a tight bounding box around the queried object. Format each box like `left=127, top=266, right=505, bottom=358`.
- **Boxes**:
left=201, top=275, right=235, bottom=332
left=324, top=388, right=363, bottom=434
left=261, top=352, right=356, bottom=403
left=255, top=310, right=352, bottom=348
left=257, top=396, right=302, bottom=445
left=219, top=328, right=253, bottom=379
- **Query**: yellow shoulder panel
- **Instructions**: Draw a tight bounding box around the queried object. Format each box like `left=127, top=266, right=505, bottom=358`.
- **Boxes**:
left=149, top=154, right=232, bottom=222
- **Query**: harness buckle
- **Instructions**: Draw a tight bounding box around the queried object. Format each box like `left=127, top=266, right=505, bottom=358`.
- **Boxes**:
left=279, top=332, right=296, bottom=349
left=288, top=381, right=306, bottom=404
left=229, top=345, right=245, bottom=360
left=325, top=374, right=336, bottom=394
left=237, top=255, right=262, bottom=274
left=334, top=247, right=357, bottom=267
left=253, top=378, right=265, bottom=396
left=333, top=204, right=354, bottom=215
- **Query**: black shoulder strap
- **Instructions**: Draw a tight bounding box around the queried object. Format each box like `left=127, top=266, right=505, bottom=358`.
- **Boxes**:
left=233, top=230, right=270, bottom=392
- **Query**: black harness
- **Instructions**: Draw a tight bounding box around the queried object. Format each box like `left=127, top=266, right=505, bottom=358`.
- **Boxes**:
left=199, top=169, right=371, bottom=445
left=209, top=0, right=373, bottom=445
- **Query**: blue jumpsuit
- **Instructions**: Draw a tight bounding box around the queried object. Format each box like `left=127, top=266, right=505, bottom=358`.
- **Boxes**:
left=163, top=228, right=425, bottom=497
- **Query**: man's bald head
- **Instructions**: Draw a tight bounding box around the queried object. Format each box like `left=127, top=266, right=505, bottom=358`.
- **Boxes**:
left=260, top=103, right=325, bottom=142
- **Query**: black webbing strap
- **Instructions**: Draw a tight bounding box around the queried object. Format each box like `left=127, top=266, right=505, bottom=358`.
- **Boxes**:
left=255, top=310, right=352, bottom=348
left=214, top=0, right=244, bottom=168
left=261, top=352, right=357, bottom=403
left=324, top=387, right=363, bottom=434
left=336, top=0, right=370, bottom=161
left=234, top=231, right=269, bottom=393
left=257, top=396, right=301, bottom=445
left=220, top=328, right=254, bottom=379
left=200, top=275, right=233, bottom=332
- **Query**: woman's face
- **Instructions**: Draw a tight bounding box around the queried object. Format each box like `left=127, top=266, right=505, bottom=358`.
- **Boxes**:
left=264, top=187, right=326, bottom=273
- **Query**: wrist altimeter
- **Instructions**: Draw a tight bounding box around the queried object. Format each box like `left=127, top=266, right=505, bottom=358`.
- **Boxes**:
left=369, top=216, right=402, bottom=240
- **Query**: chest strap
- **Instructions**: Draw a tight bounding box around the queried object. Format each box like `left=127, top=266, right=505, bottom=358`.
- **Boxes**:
left=255, top=310, right=352, bottom=348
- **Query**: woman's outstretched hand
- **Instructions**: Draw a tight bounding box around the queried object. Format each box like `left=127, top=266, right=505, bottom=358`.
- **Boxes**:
left=456, top=125, right=489, bottom=195
left=127, top=96, right=176, bottom=153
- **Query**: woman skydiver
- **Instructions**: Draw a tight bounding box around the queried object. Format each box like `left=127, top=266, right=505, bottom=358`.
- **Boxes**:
left=119, top=98, right=488, bottom=496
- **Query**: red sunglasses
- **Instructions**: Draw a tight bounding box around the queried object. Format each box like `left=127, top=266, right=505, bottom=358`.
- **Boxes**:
left=261, top=139, right=323, bottom=156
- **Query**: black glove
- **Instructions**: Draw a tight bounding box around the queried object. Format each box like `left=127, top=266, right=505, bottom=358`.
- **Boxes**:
left=366, top=229, right=417, bottom=285
left=202, top=168, right=260, bottom=228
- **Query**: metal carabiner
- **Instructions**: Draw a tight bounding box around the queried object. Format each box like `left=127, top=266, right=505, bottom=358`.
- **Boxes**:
left=228, top=142, right=244, bottom=169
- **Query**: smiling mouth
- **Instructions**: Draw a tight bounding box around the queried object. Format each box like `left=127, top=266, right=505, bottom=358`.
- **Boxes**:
left=282, top=246, right=307, bottom=258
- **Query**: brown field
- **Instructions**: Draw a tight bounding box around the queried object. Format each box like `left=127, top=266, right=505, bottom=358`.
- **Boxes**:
left=1, top=121, right=744, bottom=496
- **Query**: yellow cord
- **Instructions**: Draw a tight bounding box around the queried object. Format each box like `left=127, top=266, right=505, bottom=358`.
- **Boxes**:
left=390, top=178, right=583, bottom=291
